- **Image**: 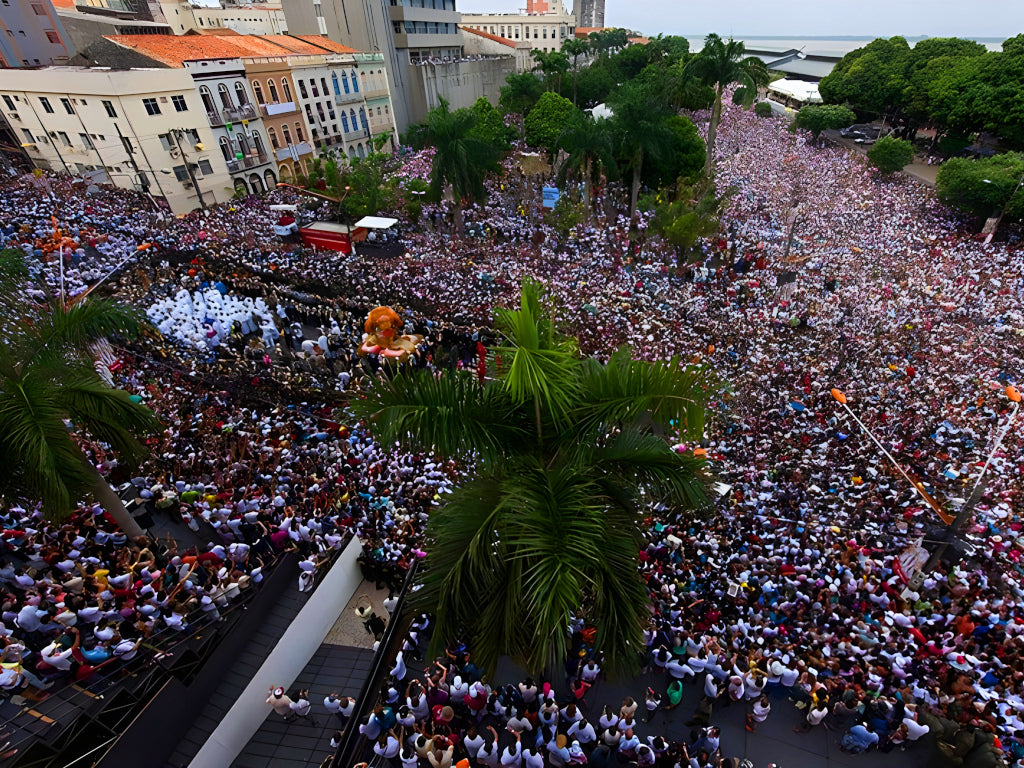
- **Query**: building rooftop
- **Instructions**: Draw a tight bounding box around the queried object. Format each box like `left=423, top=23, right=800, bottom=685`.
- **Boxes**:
left=575, top=27, right=607, bottom=38
left=103, top=33, right=355, bottom=67
left=460, top=26, right=520, bottom=48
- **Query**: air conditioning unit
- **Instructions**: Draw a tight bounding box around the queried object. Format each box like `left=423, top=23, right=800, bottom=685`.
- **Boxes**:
left=181, top=181, right=193, bottom=188
left=169, top=148, right=180, bottom=158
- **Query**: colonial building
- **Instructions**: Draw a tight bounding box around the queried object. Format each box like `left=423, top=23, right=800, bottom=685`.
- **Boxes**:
left=460, top=0, right=575, bottom=54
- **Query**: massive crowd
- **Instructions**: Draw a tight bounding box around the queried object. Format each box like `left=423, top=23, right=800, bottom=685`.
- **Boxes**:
left=0, top=92, right=1021, bottom=768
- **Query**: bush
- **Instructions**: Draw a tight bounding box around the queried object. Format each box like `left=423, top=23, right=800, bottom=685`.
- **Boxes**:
left=754, top=101, right=773, bottom=118
left=867, top=135, right=915, bottom=174
left=793, top=104, right=857, bottom=140
left=524, top=92, right=581, bottom=156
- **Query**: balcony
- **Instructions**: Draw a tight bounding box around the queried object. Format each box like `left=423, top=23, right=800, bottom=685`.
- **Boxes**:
left=275, top=141, right=312, bottom=162
left=334, top=91, right=361, bottom=105
left=206, top=110, right=224, bottom=127
left=223, top=104, right=258, bottom=123
left=259, top=101, right=297, bottom=117
left=226, top=152, right=270, bottom=173
left=363, top=87, right=389, bottom=99
left=343, top=127, right=369, bottom=143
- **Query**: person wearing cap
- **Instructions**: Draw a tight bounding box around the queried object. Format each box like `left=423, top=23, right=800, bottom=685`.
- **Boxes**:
left=267, top=686, right=294, bottom=718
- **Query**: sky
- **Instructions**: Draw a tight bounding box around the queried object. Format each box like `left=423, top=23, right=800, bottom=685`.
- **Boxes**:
left=462, top=0, right=1023, bottom=39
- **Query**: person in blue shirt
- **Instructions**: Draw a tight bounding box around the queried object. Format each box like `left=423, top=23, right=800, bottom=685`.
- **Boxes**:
left=841, top=723, right=879, bottom=753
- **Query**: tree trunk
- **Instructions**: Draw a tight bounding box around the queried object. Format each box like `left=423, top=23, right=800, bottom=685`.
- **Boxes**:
left=704, top=86, right=723, bottom=176
left=630, top=148, right=642, bottom=221
left=82, top=457, right=144, bottom=538
left=572, top=68, right=578, bottom=107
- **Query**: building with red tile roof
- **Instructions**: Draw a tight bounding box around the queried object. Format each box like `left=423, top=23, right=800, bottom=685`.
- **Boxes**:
left=102, top=34, right=351, bottom=68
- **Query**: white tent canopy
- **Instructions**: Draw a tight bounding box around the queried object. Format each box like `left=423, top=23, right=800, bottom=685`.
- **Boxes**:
left=768, top=78, right=822, bottom=105
left=354, top=216, right=398, bottom=230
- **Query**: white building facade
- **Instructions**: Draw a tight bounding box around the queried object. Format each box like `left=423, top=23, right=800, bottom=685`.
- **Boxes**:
left=0, top=67, right=233, bottom=214
left=459, top=3, right=575, bottom=54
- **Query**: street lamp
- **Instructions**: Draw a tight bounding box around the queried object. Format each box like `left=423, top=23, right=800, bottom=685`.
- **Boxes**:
left=831, top=386, right=1022, bottom=586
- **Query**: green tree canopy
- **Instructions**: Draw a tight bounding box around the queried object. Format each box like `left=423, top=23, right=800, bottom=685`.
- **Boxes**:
left=609, top=79, right=679, bottom=217
left=556, top=116, right=616, bottom=218
left=818, top=36, right=912, bottom=115
left=350, top=280, right=715, bottom=675
left=867, top=135, right=915, bottom=174
left=525, top=91, right=581, bottom=156
left=500, top=71, right=545, bottom=119
left=468, top=97, right=515, bottom=151
left=936, top=152, right=1024, bottom=220
left=794, top=104, right=857, bottom=141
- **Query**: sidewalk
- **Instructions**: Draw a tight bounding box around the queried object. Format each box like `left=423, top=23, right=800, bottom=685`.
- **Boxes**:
left=821, top=130, right=939, bottom=187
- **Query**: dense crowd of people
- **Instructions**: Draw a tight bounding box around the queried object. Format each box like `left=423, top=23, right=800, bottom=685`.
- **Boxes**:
left=0, top=91, right=1021, bottom=768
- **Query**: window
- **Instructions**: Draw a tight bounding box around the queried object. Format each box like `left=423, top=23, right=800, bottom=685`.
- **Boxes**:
left=173, top=165, right=189, bottom=182
left=1, top=95, right=13, bottom=111
left=21, top=129, right=33, bottom=143
left=199, top=86, right=215, bottom=114
left=78, top=133, right=92, bottom=149
left=298, top=79, right=308, bottom=99
left=102, top=99, right=116, bottom=117
left=219, top=136, right=231, bottom=161
left=295, top=122, right=304, bottom=142
left=320, top=78, right=328, bottom=95
left=342, top=73, right=350, bottom=94
left=359, top=108, right=367, bottom=130
left=282, top=124, right=292, bottom=144
left=281, top=78, right=292, bottom=102
left=45, top=29, right=61, bottom=44
left=341, top=113, right=350, bottom=132
left=352, top=73, right=359, bottom=93
left=198, top=159, right=213, bottom=175
left=218, top=83, right=231, bottom=109
left=60, top=97, right=73, bottom=114
left=159, top=133, right=174, bottom=151
left=252, top=130, right=264, bottom=156
left=121, top=136, right=134, bottom=154
left=268, top=80, right=278, bottom=102
left=268, top=127, right=278, bottom=149
left=233, top=82, right=247, bottom=105
left=39, top=97, right=53, bottom=114
left=252, top=81, right=264, bottom=104
left=172, top=94, right=188, bottom=112
left=331, top=72, right=340, bottom=96
left=31, top=2, right=45, bottom=14
left=142, top=97, right=161, bottom=116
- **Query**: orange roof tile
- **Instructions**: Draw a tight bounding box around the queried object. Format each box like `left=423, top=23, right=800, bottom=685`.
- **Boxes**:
left=194, top=28, right=242, bottom=36
left=460, top=26, right=518, bottom=48
left=102, top=34, right=356, bottom=67
left=51, top=0, right=76, bottom=8
left=575, top=27, right=607, bottom=38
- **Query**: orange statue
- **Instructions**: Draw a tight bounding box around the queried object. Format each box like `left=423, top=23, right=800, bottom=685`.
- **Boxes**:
left=358, top=306, right=424, bottom=363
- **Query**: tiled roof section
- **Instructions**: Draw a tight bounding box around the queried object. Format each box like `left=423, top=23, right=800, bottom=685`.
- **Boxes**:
left=290, top=35, right=357, bottom=54
left=575, top=27, right=606, bottom=37
left=193, top=28, right=242, bottom=36
left=50, top=0, right=76, bottom=8
left=102, top=34, right=355, bottom=67
left=460, top=26, right=519, bottom=47
left=628, top=36, right=649, bottom=45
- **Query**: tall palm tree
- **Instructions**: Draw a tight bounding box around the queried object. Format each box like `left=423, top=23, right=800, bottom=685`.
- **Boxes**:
left=531, top=49, right=570, bottom=93
left=561, top=38, right=589, bottom=105
left=422, top=98, right=501, bottom=235
left=350, top=280, right=715, bottom=676
left=609, top=80, right=675, bottom=220
left=684, top=33, right=770, bottom=176
left=0, top=275, right=160, bottom=537
left=556, top=116, right=615, bottom=219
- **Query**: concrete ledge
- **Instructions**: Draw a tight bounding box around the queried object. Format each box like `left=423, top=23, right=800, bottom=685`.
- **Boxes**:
left=188, top=538, right=365, bottom=768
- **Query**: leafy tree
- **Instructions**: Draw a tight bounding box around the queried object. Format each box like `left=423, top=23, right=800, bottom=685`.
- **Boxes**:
left=350, top=280, right=714, bottom=676
left=754, top=101, right=773, bottom=118
left=643, top=115, right=705, bottom=188
left=819, top=37, right=912, bottom=115
left=609, top=79, right=676, bottom=218
left=532, top=49, right=570, bottom=93
left=0, top=281, right=159, bottom=536
left=573, top=64, right=614, bottom=108
left=421, top=98, right=502, bottom=233
left=500, top=71, right=545, bottom=121
left=652, top=180, right=724, bottom=260
left=468, top=97, right=515, bottom=150
left=561, top=37, right=589, bottom=105
left=936, top=152, right=1024, bottom=221
left=867, top=135, right=915, bottom=174
left=684, top=33, right=769, bottom=176
left=525, top=91, right=581, bottom=156
left=556, top=116, right=615, bottom=218
left=794, top=104, right=857, bottom=141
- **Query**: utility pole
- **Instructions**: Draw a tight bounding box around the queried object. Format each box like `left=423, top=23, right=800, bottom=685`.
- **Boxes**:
left=172, top=128, right=207, bottom=209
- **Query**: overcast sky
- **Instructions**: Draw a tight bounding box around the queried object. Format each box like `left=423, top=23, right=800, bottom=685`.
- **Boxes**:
left=462, top=0, right=1022, bottom=39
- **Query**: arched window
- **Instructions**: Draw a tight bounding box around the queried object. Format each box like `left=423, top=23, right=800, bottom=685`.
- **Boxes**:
left=356, top=143, right=366, bottom=158
left=352, top=71, right=359, bottom=93
left=349, top=109, right=356, bottom=129
left=268, top=127, right=279, bottom=149
left=295, top=122, right=304, bottom=142
left=268, top=79, right=279, bottom=102
left=341, top=112, right=350, bottom=132
left=234, top=81, right=248, bottom=105
left=252, top=81, right=264, bottom=104
left=251, top=130, right=264, bottom=157
left=281, top=78, right=292, bottom=102
left=359, top=72, right=367, bottom=91
left=217, top=83, right=232, bottom=109
left=199, top=85, right=215, bottom=114
left=219, top=136, right=231, bottom=161
left=282, top=124, right=292, bottom=145
left=331, top=72, right=340, bottom=96
left=341, top=72, right=350, bottom=94
left=359, top=107, right=367, bottom=131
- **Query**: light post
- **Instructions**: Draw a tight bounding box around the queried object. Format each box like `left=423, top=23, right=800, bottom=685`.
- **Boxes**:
left=171, top=128, right=207, bottom=210
left=830, top=386, right=1022, bottom=587
left=104, top=169, right=172, bottom=212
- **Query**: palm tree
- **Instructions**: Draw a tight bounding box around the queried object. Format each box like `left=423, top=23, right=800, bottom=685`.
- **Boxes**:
left=422, top=98, right=501, bottom=235
left=350, top=280, right=715, bottom=677
left=0, top=274, right=160, bottom=537
left=531, top=49, right=570, bottom=93
left=609, top=80, right=676, bottom=220
left=684, top=33, right=770, bottom=176
left=556, top=116, right=615, bottom=219
left=561, top=38, right=589, bottom=106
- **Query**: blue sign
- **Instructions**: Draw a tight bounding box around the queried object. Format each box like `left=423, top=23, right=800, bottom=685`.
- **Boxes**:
left=542, top=186, right=560, bottom=209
